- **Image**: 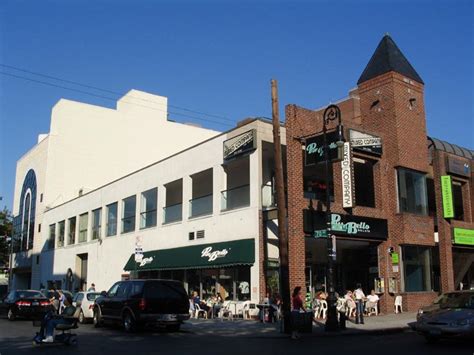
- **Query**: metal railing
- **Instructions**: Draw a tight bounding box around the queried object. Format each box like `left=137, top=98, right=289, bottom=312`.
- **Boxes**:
left=163, top=203, right=183, bottom=223
left=221, top=184, right=250, bottom=211
left=189, top=194, right=213, bottom=218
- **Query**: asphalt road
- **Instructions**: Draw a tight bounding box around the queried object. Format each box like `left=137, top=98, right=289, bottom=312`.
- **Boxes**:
left=0, top=317, right=472, bottom=355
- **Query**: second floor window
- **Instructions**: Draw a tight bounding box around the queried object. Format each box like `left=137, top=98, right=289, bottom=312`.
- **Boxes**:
left=92, top=208, right=102, bottom=240
left=452, top=181, right=465, bottom=221
left=122, top=195, right=136, bottom=233
left=140, top=188, right=157, bottom=229
left=354, top=158, right=376, bottom=208
left=397, top=168, right=428, bottom=215
left=48, top=224, right=55, bottom=249
left=68, top=217, right=76, bottom=245
left=106, top=202, right=118, bottom=237
left=57, top=221, right=65, bottom=247
left=78, top=213, right=88, bottom=243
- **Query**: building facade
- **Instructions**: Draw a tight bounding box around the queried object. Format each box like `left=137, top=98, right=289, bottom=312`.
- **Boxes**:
left=285, top=35, right=473, bottom=313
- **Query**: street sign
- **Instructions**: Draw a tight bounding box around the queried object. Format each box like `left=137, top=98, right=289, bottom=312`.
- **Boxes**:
left=313, top=229, right=328, bottom=238
left=134, top=253, right=143, bottom=262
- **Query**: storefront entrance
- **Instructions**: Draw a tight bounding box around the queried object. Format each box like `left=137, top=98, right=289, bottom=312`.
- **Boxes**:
left=305, top=238, right=380, bottom=297
left=453, top=247, right=474, bottom=290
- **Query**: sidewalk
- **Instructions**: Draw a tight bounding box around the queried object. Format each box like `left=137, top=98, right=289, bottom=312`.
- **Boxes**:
left=183, top=312, right=417, bottom=338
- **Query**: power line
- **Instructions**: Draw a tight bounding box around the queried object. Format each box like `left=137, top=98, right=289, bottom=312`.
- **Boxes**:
left=0, top=71, right=234, bottom=128
left=0, top=63, right=235, bottom=123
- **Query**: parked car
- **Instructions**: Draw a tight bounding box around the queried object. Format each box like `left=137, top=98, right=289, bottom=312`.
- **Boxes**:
left=93, top=279, right=190, bottom=332
left=0, top=290, right=52, bottom=321
left=72, top=291, right=101, bottom=323
left=417, top=291, right=465, bottom=321
left=414, top=290, right=474, bottom=342
left=41, top=289, right=74, bottom=300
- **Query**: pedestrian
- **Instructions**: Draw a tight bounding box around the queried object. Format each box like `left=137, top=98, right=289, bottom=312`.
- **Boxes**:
left=291, top=286, right=306, bottom=340
left=49, top=288, right=60, bottom=314
left=87, top=283, right=96, bottom=292
left=354, top=283, right=365, bottom=324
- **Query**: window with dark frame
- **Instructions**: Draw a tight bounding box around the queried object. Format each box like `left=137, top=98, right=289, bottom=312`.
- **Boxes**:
left=106, top=202, right=118, bottom=237
left=303, top=151, right=334, bottom=202
left=402, top=245, right=440, bottom=292
left=354, top=157, right=376, bottom=208
left=92, top=208, right=102, bottom=240
left=426, top=178, right=436, bottom=217
left=397, top=168, right=428, bottom=215
left=452, top=181, right=464, bottom=221
left=140, top=188, right=157, bottom=229
left=122, top=195, right=136, bottom=234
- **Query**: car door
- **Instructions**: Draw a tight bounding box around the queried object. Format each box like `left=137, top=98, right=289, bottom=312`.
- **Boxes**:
left=101, top=282, right=120, bottom=320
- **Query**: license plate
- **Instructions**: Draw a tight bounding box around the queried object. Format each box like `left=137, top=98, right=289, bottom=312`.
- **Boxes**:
left=429, top=329, right=441, bottom=336
left=32, top=302, right=39, bottom=306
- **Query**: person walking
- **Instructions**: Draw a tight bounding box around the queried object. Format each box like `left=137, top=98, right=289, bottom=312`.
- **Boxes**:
left=291, top=286, right=306, bottom=340
left=354, top=283, right=365, bottom=324
left=87, top=283, right=96, bottom=292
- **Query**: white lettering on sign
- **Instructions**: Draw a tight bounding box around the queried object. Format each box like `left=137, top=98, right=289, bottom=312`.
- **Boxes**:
left=341, top=142, right=353, bottom=208
left=306, top=142, right=338, bottom=157
left=201, top=246, right=229, bottom=262
left=350, top=137, right=382, bottom=147
left=224, top=131, right=254, bottom=159
left=331, top=214, right=371, bottom=235
left=139, top=256, right=154, bottom=267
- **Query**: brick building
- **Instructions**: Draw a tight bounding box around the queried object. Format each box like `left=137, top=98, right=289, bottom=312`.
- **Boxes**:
left=284, top=34, right=473, bottom=313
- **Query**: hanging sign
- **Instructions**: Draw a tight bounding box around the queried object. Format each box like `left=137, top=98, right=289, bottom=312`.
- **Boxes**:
left=453, top=228, right=474, bottom=246
left=341, top=142, right=354, bottom=208
left=223, top=130, right=257, bottom=161
left=391, top=253, right=399, bottom=264
left=349, top=130, right=382, bottom=156
left=441, top=175, right=454, bottom=218
left=305, top=130, right=341, bottom=166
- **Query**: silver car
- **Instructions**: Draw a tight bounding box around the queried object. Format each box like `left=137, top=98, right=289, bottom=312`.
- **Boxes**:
left=415, top=290, right=474, bottom=342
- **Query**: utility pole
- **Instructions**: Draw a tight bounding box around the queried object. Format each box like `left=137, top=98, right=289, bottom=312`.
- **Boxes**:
left=271, top=79, right=291, bottom=333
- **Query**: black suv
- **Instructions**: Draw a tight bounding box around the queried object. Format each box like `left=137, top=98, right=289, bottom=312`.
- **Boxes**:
left=93, top=279, right=190, bottom=332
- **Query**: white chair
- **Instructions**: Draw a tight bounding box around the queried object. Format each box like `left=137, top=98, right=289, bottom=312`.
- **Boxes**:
left=394, top=296, right=403, bottom=314
left=195, top=303, right=207, bottom=319
left=317, top=300, right=328, bottom=319
left=365, top=301, right=378, bottom=316
left=346, top=299, right=356, bottom=318
left=218, top=301, right=233, bottom=321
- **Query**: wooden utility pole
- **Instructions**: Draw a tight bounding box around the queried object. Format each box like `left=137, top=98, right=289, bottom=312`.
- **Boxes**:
left=271, top=79, right=291, bottom=333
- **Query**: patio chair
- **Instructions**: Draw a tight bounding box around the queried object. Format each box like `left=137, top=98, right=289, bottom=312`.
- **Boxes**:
left=346, top=299, right=356, bottom=318
left=317, top=300, right=328, bottom=319
left=394, top=296, right=403, bottom=314
left=195, top=303, right=208, bottom=319
left=365, top=301, right=378, bottom=316
left=218, top=302, right=233, bottom=322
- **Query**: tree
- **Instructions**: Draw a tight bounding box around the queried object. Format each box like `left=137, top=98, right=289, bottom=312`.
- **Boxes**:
left=0, top=208, right=13, bottom=270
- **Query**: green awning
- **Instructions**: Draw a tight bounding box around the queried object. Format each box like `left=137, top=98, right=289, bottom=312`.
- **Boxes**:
left=124, top=238, right=255, bottom=271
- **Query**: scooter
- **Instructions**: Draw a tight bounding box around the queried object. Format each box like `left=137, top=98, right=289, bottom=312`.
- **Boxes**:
left=33, top=310, right=79, bottom=346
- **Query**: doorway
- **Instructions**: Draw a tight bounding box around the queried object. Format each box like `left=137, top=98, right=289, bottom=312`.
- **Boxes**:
left=76, top=253, right=88, bottom=291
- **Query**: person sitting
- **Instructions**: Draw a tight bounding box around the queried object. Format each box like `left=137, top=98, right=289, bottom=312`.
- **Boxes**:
left=192, top=291, right=211, bottom=318
left=212, top=294, right=223, bottom=318
left=365, top=290, right=379, bottom=316
left=39, top=296, right=78, bottom=343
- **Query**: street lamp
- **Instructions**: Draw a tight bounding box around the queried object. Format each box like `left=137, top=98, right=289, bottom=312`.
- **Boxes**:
left=322, top=104, right=344, bottom=331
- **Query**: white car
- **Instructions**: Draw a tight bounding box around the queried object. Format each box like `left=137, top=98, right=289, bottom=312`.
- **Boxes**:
left=72, top=291, right=101, bottom=323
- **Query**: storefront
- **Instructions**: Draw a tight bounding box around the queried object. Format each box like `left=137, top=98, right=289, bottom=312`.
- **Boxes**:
left=452, top=228, right=474, bottom=290
left=123, top=239, right=255, bottom=301
left=303, top=210, right=388, bottom=296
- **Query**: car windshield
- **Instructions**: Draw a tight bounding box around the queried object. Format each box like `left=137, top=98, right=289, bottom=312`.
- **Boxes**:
left=17, top=291, right=43, bottom=299
left=440, top=293, right=474, bottom=309
left=87, top=293, right=101, bottom=301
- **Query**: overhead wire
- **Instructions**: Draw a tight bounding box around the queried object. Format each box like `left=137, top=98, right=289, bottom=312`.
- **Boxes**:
left=0, top=63, right=235, bottom=123
left=0, top=65, right=235, bottom=128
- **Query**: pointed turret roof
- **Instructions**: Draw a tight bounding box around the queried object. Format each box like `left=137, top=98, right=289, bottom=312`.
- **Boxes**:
left=358, top=34, right=424, bottom=85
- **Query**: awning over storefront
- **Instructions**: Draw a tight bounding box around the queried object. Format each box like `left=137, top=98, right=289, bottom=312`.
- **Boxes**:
left=124, top=239, right=255, bottom=271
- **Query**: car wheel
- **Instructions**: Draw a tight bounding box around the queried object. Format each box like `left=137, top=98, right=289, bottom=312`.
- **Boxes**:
left=93, top=308, right=103, bottom=328
left=166, top=324, right=181, bottom=332
left=122, top=311, right=136, bottom=333
left=7, top=308, right=15, bottom=321
left=78, top=310, right=85, bottom=324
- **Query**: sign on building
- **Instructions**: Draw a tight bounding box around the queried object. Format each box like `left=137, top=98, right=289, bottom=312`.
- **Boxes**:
left=453, top=228, right=474, bottom=246
left=304, top=130, right=342, bottom=166
left=441, top=175, right=454, bottom=218
left=223, top=129, right=257, bottom=161
left=349, top=129, right=382, bottom=156
left=341, top=142, right=354, bottom=208
left=446, top=156, right=471, bottom=178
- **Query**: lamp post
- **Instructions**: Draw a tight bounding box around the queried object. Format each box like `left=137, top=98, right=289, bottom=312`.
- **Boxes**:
left=322, top=104, right=344, bottom=331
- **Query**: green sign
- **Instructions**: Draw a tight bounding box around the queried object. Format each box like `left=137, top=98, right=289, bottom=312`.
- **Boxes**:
left=441, top=175, right=454, bottom=218
left=313, top=229, right=328, bottom=238
left=391, top=253, right=399, bottom=264
left=453, top=228, right=474, bottom=246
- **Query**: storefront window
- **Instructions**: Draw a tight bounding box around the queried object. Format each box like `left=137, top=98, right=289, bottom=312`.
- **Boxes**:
left=236, top=267, right=251, bottom=301
left=202, top=269, right=218, bottom=299
left=402, top=245, right=440, bottom=292
left=218, top=269, right=234, bottom=301
left=187, top=269, right=200, bottom=297
left=397, top=168, right=428, bottom=215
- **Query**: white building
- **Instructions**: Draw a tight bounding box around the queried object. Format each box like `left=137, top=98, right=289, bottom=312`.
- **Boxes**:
left=11, top=90, right=283, bottom=303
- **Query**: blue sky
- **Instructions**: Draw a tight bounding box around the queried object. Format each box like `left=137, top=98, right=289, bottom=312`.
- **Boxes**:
left=0, top=0, right=472, bottom=212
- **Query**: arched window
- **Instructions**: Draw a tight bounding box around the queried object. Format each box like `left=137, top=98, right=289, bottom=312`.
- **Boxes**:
left=13, top=169, right=37, bottom=252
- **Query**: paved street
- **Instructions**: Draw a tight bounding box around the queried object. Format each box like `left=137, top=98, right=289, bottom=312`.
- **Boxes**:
left=0, top=318, right=472, bottom=355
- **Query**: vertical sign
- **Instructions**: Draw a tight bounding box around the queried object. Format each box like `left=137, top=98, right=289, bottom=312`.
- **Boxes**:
left=341, top=142, right=354, bottom=208
left=441, top=175, right=454, bottom=218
